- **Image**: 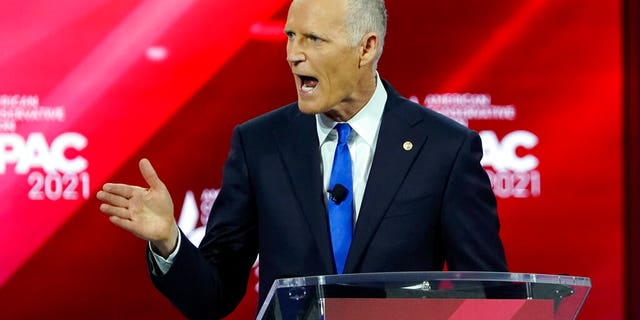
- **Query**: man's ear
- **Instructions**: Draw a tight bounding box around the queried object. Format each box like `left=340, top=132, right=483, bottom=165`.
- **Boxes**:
left=358, top=32, right=379, bottom=67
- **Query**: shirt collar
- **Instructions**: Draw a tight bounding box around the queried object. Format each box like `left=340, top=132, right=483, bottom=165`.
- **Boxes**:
left=316, top=73, right=388, bottom=146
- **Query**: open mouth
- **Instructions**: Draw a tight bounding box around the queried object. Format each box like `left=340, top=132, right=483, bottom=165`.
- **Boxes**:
left=299, top=75, right=318, bottom=93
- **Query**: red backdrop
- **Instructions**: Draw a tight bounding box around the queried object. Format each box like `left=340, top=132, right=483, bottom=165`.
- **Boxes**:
left=0, top=0, right=623, bottom=319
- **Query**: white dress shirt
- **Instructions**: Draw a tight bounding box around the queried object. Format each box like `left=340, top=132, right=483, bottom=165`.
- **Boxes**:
left=316, top=74, right=387, bottom=221
left=152, top=74, right=388, bottom=273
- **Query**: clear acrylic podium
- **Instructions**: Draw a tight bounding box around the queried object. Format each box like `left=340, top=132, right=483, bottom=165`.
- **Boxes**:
left=257, top=272, right=591, bottom=320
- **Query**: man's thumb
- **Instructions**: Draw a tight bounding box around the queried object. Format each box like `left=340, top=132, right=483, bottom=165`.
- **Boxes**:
left=139, top=158, right=164, bottom=189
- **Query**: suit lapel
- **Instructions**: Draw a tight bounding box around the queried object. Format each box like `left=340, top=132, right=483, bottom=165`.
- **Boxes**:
left=344, top=89, right=428, bottom=273
left=274, top=109, right=335, bottom=273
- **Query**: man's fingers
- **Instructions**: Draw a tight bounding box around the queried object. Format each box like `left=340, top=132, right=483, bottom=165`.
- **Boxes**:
left=102, top=183, right=141, bottom=199
left=99, top=203, right=131, bottom=220
left=109, top=215, right=135, bottom=233
left=139, top=158, right=165, bottom=190
left=96, top=190, right=129, bottom=208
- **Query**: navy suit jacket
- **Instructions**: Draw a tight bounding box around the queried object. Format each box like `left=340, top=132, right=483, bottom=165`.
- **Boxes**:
left=149, top=80, right=507, bottom=319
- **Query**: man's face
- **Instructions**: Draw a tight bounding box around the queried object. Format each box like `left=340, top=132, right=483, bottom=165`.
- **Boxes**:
left=284, top=0, right=364, bottom=117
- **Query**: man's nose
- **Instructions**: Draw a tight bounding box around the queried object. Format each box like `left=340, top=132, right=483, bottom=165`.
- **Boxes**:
left=286, top=42, right=306, bottom=65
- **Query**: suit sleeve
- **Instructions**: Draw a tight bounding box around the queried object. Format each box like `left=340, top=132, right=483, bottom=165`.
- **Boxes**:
left=148, top=126, right=258, bottom=319
left=441, top=130, right=508, bottom=272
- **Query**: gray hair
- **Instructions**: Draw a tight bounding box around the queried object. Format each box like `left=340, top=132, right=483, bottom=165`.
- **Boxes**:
left=345, top=0, right=387, bottom=65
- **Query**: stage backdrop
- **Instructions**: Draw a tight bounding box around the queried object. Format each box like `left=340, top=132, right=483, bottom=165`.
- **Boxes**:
left=0, top=0, right=623, bottom=319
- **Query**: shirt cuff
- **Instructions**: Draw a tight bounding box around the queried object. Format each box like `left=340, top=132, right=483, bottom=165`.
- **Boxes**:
left=149, top=228, right=182, bottom=275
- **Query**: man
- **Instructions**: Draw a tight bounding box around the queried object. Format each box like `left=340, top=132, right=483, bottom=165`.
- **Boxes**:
left=97, top=0, right=507, bottom=318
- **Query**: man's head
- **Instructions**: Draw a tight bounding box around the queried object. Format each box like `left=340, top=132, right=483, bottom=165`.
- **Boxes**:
left=284, top=0, right=387, bottom=121
left=345, top=0, right=387, bottom=63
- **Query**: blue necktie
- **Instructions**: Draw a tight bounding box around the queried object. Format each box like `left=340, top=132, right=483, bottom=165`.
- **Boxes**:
left=327, top=123, right=353, bottom=274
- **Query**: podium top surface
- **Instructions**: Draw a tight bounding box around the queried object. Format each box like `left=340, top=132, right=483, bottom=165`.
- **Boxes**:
left=257, top=272, right=591, bottom=320
left=270, top=271, right=591, bottom=289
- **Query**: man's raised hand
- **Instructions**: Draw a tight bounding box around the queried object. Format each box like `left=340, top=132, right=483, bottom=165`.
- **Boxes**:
left=97, top=158, right=178, bottom=257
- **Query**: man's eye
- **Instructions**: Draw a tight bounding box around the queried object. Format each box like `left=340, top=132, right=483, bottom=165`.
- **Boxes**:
left=308, top=35, right=322, bottom=43
left=285, top=31, right=295, bottom=40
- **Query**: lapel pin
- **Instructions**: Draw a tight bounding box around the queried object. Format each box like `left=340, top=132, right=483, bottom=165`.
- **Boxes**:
left=403, top=141, right=413, bottom=151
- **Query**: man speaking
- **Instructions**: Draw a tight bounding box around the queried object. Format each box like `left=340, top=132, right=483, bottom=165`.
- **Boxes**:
left=97, top=0, right=507, bottom=318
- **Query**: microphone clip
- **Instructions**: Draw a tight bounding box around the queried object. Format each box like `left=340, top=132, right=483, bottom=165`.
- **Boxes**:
left=328, top=184, right=349, bottom=204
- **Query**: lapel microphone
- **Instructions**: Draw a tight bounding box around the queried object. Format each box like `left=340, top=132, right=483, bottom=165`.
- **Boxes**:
left=328, top=184, right=349, bottom=204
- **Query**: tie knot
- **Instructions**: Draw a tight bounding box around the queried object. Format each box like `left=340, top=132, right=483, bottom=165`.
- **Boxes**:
left=335, top=123, right=351, bottom=145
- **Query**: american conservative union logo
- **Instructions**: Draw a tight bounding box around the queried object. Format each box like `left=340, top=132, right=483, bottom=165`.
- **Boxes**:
left=0, top=94, right=90, bottom=201
left=413, top=93, right=540, bottom=199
